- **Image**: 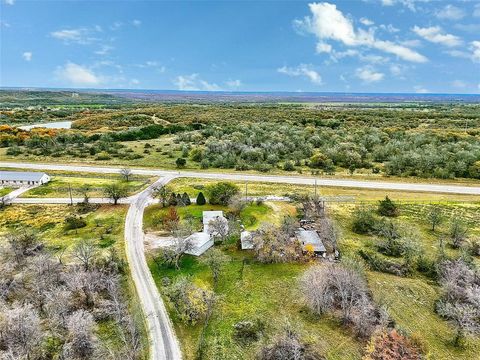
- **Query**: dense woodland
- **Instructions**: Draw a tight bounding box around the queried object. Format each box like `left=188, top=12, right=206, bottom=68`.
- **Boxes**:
left=1, top=94, right=479, bottom=180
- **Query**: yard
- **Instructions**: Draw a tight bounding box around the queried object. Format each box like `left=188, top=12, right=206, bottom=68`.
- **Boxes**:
left=148, top=196, right=480, bottom=359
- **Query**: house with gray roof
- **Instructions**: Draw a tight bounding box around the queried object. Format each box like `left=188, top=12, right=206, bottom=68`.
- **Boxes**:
left=295, top=228, right=326, bottom=256
left=0, top=171, right=50, bottom=187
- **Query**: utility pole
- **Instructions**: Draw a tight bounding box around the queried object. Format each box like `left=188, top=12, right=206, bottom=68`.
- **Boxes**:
left=68, top=184, right=73, bottom=206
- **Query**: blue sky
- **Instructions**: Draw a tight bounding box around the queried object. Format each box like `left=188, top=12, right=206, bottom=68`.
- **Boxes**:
left=1, top=0, right=479, bottom=93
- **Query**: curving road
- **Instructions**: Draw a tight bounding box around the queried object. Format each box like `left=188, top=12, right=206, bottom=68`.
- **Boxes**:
left=1, top=161, right=480, bottom=195
left=125, top=176, right=182, bottom=360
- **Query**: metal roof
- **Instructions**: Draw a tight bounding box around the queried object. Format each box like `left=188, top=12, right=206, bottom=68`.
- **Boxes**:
left=296, top=229, right=326, bottom=252
left=0, top=171, right=47, bottom=182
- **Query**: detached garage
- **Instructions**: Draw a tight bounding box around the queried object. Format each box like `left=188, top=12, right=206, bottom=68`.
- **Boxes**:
left=0, top=171, right=51, bottom=187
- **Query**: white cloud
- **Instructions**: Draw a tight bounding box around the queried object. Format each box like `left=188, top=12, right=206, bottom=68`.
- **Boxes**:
left=316, top=42, right=332, bottom=53
left=296, top=2, right=427, bottom=63
left=226, top=79, right=242, bottom=88
left=22, top=52, right=32, bottom=61
left=414, top=85, right=429, bottom=93
left=412, top=26, right=462, bottom=47
left=451, top=80, right=467, bottom=88
left=435, top=4, right=465, bottom=20
left=173, top=74, right=221, bottom=91
left=379, top=24, right=400, bottom=33
left=55, top=62, right=100, bottom=86
left=389, top=63, right=408, bottom=78
left=381, top=0, right=394, bottom=6
left=360, top=18, right=374, bottom=26
left=471, top=41, right=480, bottom=63
left=277, top=64, right=323, bottom=84
left=4, top=0, right=15, bottom=5
left=135, top=61, right=166, bottom=72
left=50, top=28, right=97, bottom=44
left=355, top=66, right=384, bottom=83
left=130, top=78, right=140, bottom=85
left=475, top=4, right=480, bottom=18
left=95, top=45, right=114, bottom=55
left=132, top=19, right=142, bottom=27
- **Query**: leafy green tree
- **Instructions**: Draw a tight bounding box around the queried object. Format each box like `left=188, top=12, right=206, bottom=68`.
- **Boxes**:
left=104, top=183, right=128, bottom=205
left=175, top=157, right=186, bottom=168
left=427, top=205, right=443, bottom=232
left=352, top=207, right=377, bottom=234
left=196, top=192, right=206, bottom=205
left=378, top=196, right=399, bottom=217
left=309, top=152, right=328, bottom=169
left=182, top=192, right=191, bottom=205
left=200, top=248, right=230, bottom=287
left=206, top=182, right=239, bottom=205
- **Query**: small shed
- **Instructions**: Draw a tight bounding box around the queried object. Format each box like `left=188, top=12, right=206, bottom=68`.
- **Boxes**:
left=241, top=231, right=254, bottom=250
left=296, top=228, right=326, bottom=255
left=0, top=171, right=50, bottom=187
left=185, top=232, right=214, bottom=256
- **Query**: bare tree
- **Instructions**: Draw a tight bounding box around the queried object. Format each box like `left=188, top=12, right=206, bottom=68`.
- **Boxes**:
left=208, top=217, right=229, bottom=243
left=252, top=223, right=302, bottom=264
left=120, top=168, right=133, bottom=182
left=258, top=323, right=322, bottom=360
left=300, top=261, right=384, bottom=338
left=437, top=259, right=480, bottom=346
left=63, top=310, right=97, bottom=359
left=0, top=303, right=44, bottom=359
left=200, top=248, right=230, bottom=287
left=317, top=217, right=340, bottom=253
left=72, top=239, right=98, bottom=271
left=6, top=229, right=40, bottom=263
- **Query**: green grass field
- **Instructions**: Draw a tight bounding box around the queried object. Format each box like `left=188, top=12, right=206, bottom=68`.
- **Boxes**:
left=20, top=174, right=152, bottom=198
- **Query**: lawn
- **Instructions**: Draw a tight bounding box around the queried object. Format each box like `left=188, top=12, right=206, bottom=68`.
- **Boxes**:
left=20, top=174, right=152, bottom=198
left=144, top=201, right=297, bottom=233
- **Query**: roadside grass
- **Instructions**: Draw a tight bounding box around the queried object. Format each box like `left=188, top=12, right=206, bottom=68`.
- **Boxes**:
left=20, top=174, right=152, bottom=198
left=168, top=178, right=480, bottom=203
left=0, top=187, right=13, bottom=197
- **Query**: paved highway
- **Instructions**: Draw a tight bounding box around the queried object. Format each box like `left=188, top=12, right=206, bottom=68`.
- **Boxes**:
left=1, top=161, right=480, bottom=195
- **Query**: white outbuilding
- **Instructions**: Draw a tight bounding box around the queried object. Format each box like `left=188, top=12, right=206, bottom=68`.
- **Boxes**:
left=241, top=231, right=254, bottom=250
left=0, top=171, right=50, bottom=187
left=184, top=232, right=214, bottom=257
left=295, top=228, right=326, bottom=255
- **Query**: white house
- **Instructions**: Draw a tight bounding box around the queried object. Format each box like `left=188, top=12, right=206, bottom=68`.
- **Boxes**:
left=184, top=232, right=214, bottom=256
left=0, top=171, right=50, bottom=187
left=295, top=228, right=326, bottom=256
left=203, top=211, right=228, bottom=235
